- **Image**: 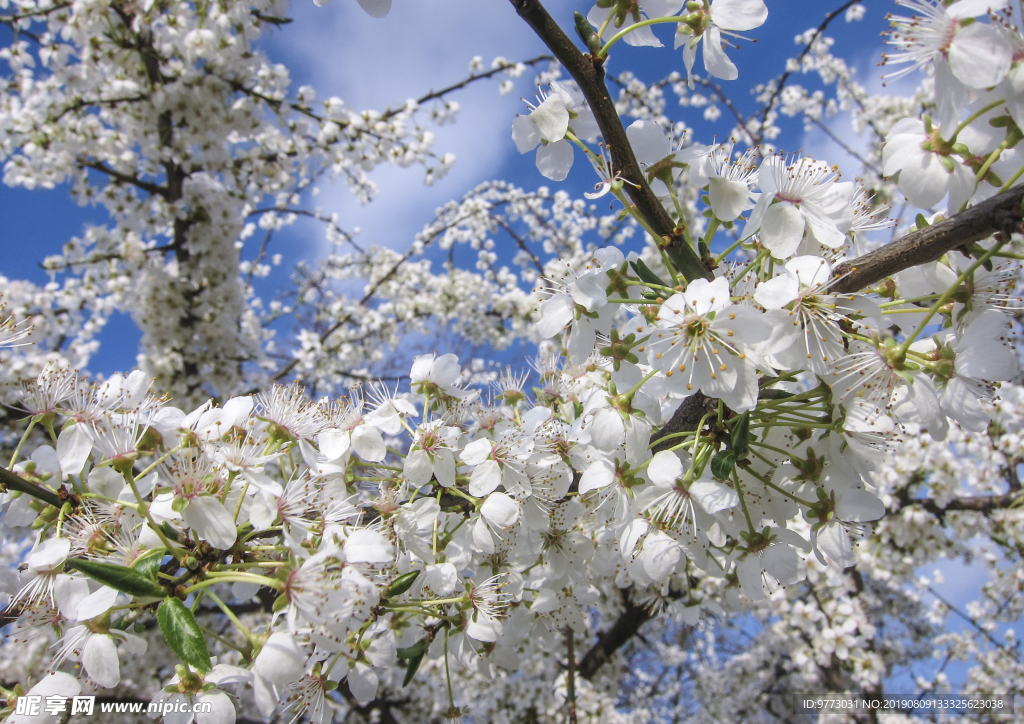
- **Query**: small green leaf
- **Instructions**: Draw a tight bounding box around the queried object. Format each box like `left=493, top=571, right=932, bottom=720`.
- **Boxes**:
left=731, top=412, right=750, bottom=457
left=68, top=558, right=166, bottom=598
left=915, top=213, right=929, bottom=229
left=630, top=259, right=668, bottom=289
left=710, top=451, right=737, bottom=481
left=402, top=652, right=424, bottom=687
left=397, top=638, right=428, bottom=660
left=158, top=597, right=212, bottom=673
left=384, top=570, right=420, bottom=599
left=131, top=549, right=166, bottom=582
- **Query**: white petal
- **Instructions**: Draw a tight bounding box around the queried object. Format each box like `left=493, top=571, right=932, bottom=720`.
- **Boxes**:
left=536, top=293, right=575, bottom=338
left=254, top=632, right=305, bottom=685
left=531, top=95, right=569, bottom=142
left=512, top=115, right=542, bottom=153
left=467, top=612, right=502, bottom=642
left=195, top=691, right=236, bottom=724
left=536, top=139, right=574, bottom=181
left=708, top=177, right=750, bottom=221
left=710, top=0, right=768, bottom=31
left=835, top=489, right=885, bottom=523
left=83, top=634, right=120, bottom=688
left=642, top=530, right=681, bottom=581
left=182, top=496, right=238, bottom=550
left=344, top=529, right=393, bottom=564
left=949, top=22, right=1012, bottom=89
left=647, top=450, right=684, bottom=487
left=468, top=459, right=502, bottom=497
left=461, top=438, right=494, bottom=466
left=77, top=585, right=120, bottom=621
left=568, top=272, right=608, bottom=313
left=816, top=521, right=855, bottom=567
left=351, top=425, right=386, bottom=462
left=578, top=459, right=616, bottom=495
left=480, top=492, right=520, bottom=528
left=57, top=423, right=92, bottom=478
left=753, top=274, right=799, bottom=309
left=689, top=481, right=739, bottom=514
left=761, top=544, right=800, bottom=585
left=403, top=448, right=433, bottom=486
left=590, top=408, right=625, bottom=452
left=702, top=27, right=738, bottom=81
left=425, top=562, right=458, bottom=595
left=626, top=120, right=671, bottom=165
left=318, top=429, right=350, bottom=461
left=736, top=555, right=765, bottom=601
left=356, top=0, right=391, bottom=17
left=27, top=538, right=70, bottom=571
left=760, top=202, right=805, bottom=259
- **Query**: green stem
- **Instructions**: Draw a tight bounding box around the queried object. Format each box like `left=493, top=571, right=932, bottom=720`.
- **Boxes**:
left=896, top=239, right=1007, bottom=357
left=597, top=16, right=684, bottom=58
left=714, top=234, right=748, bottom=264
left=8, top=418, right=36, bottom=468
left=733, top=470, right=756, bottom=534
left=952, top=98, right=1005, bottom=140
left=998, top=163, right=1024, bottom=192
left=183, top=574, right=282, bottom=595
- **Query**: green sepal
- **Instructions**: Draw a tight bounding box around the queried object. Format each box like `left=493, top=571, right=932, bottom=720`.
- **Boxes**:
left=630, top=258, right=669, bottom=289
left=402, top=652, right=425, bottom=687
left=710, top=451, right=737, bottom=481
left=157, top=597, right=212, bottom=673
left=68, top=558, right=166, bottom=598
left=384, top=570, right=421, bottom=599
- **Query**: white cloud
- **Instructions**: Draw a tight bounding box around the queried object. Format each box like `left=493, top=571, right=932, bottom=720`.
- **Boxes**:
left=262, top=0, right=579, bottom=255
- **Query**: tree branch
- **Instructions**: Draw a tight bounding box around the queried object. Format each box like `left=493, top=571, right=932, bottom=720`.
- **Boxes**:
left=0, top=465, right=71, bottom=509
left=907, top=491, right=1023, bottom=521
left=830, top=184, right=1024, bottom=294
left=508, top=0, right=710, bottom=282
left=577, top=589, right=655, bottom=680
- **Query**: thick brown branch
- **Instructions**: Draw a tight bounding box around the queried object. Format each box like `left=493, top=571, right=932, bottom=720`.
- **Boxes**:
left=830, top=184, right=1024, bottom=294
left=508, top=0, right=709, bottom=282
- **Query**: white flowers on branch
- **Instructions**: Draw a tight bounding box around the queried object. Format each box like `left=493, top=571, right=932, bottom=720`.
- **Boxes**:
left=1, top=0, right=1024, bottom=721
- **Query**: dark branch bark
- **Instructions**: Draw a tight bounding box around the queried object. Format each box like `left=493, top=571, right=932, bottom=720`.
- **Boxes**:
left=577, top=589, right=653, bottom=680
left=907, top=491, right=1022, bottom=521
left=829, top=184, right=1024, bottom=294
left=0, top=465, right=72, bottom=509
left=508, top=0, right=710, bottom=282
left=649, top=391, right=716, bottom=453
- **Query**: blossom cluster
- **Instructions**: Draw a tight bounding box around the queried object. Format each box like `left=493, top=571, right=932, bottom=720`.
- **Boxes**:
left=1, top=0, right=1023, bottom=722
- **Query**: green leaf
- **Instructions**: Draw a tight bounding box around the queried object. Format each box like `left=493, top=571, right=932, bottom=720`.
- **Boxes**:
left=396, top=638, right=428, bottom=660
left=68, top=558, right=166, bottom=598
left=402, top=652, right=424, bottom=687
left=384, top=570, right=420, bottom=599
left=710, top=451, right=737, bottom=481
left=630, top=259, right=668, bottom=289
left=157, top=597, right=212, bottom=672
left=131, top=549, right=166, bottom=582
left=731, top=412, right=750, bottom=457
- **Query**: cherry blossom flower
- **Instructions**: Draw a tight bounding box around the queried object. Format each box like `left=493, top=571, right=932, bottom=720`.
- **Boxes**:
left=743, top=155, right=854, bottom=259
left=645, top=276, right=770, bottom=411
